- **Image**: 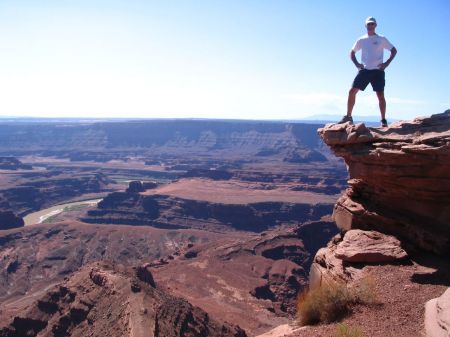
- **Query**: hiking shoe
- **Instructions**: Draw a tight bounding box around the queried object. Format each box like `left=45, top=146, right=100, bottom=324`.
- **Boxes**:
left=381, top=118, right=388, bottom=127
left=338, top=115, right=353, bottom=124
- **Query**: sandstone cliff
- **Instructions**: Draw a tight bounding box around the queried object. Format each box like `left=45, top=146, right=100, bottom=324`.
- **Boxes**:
left=318, top=111, right=450, bottom=255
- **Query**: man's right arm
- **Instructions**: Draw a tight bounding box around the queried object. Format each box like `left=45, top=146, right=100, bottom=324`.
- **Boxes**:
left=350, top=50, right=364, bottom=70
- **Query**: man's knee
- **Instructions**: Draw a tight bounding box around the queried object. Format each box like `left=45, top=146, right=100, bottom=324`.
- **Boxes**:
left=349, top=87, right=359, bottom=96
left=376, top=91, right=385, bottom=99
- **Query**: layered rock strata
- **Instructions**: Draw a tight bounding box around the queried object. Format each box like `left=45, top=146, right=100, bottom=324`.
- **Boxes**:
left=83, top=191, right=333, bottom=232
left=318, top=111, right=450, bottom=255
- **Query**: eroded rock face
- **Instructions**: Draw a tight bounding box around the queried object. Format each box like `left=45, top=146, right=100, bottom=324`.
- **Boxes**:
left=84, top=192, right=333, bottom=232
left=318, top=111, right=450, bottom=254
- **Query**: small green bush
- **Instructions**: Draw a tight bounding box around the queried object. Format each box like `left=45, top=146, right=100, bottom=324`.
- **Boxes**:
left=335, top=323, right=362, bottom=337
left=297, top=277, right=376, bottom=326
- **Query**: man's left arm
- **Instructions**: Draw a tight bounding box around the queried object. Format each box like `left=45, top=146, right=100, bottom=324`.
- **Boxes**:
left=379, top=46, right=397, bottom=71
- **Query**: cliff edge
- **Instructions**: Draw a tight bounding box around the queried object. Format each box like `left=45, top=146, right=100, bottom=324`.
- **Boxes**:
left=318, top=110, right=450, bottom=255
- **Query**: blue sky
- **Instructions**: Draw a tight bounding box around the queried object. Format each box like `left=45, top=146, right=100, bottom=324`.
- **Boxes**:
left=0, top=0, right=449, bottom=120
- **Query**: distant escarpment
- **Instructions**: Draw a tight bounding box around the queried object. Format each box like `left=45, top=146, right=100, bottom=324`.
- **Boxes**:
left=0, top=120, right=329, bottom=164
left=318, top=111, right=450, bottom=254
left=83, top=190, right=333, bottom=232
left=0, top=261, right=246, bottom=337
left=0, top=157, right=32, bottom=170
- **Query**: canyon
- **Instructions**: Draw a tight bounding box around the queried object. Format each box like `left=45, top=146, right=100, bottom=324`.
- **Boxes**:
left=1, top=112, right=448, bottom=337
left=0, top=119, right=345, bottom=336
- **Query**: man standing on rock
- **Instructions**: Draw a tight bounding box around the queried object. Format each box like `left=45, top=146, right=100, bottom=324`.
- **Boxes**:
left=339, top=17, right=397, bottom=127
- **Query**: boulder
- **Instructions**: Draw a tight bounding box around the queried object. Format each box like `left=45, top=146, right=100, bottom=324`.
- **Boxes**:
left=334, top=229, right=408, bottom=263
left=317, top=122, right=374, bottom=145
left=425, top=287, right=450, bottom=337
left=309, top=235, right=362, bottom=288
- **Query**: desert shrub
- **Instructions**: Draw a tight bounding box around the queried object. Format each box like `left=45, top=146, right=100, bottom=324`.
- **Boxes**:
left=297, top=281, right=351, bottom=325
left=335, top=323, right=362, bottom=337
left=297, top=277, right=377, bottom=326
left=351, top=275, right=377, bottom=305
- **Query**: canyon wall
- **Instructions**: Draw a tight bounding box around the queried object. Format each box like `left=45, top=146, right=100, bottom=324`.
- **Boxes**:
left=83, top=190, right=333, bottom=232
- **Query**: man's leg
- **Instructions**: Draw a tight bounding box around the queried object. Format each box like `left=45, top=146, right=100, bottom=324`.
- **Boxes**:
left=376, top=91, right=386, bottom=120
left=347, top=87, right=359, bottom=116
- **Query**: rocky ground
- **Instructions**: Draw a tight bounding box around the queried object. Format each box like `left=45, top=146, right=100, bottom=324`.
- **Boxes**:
left=288, top=251, right=450, bottom=337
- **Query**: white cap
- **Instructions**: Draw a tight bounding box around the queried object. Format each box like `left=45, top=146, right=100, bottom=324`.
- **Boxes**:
left=365, top=16, right=377, bottom=25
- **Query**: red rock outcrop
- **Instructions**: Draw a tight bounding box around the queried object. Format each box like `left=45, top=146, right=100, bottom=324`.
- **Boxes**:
left=318, top=111, right=450, bottom=255
left=309, top=229, right=408, bottom=289
left=334, top=229, right=408, bottom=263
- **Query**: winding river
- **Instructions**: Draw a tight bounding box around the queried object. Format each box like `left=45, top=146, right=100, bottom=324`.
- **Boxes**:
left=23, top=199, right=102, bottom=226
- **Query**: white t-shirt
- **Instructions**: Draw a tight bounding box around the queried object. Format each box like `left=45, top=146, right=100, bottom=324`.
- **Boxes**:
left=352, top=34, right=394, bottom=70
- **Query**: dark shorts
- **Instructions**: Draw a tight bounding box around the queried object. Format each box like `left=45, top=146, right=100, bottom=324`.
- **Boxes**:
left=352, top=69, right=385, bottom=92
